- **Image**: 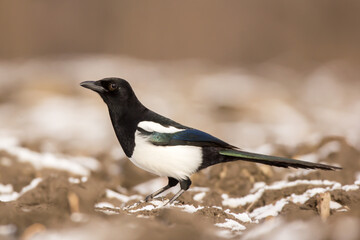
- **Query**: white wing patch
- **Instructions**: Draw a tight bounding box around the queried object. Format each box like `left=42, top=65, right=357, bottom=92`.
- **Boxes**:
left=137, top=121, right=183, bottom=133
left=129, top=131, right=202, bottom=180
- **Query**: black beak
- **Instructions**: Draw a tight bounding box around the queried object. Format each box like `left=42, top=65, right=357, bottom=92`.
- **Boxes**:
left=80, top=81, right=105, bottom=93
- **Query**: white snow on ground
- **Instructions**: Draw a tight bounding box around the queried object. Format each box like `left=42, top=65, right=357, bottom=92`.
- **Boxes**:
left=175, top=204, right=204, bottom=213
left=229, top=178, right=360, bottom=221
left=94, top=202, right=118, bottom=209
left=250, top=199, right=289, bottom=220
left=215, top=219, right=246, bottom=231
left=68, top=178, right=81, bottom=184
left=93, top=175, right=359, bottom=234
left=222, top=179, right=341, bottom=208
left=128, top=204, right=156, bottom=213
left=0, top=225, right=17, bottom=236
left=224, top=209, right=252, bottom=223
left=193, top=192, right=206, bottom=202
left=0, top=178, right=42, bottom=202
left=0, top=184, right=13, bottom=195
left=94, top=202, right=121, bottom=215
left=68, top=177, right=88, bottom=184
left=188, top=186, right=210, bottom=192
left=0, top=135, right=99, bottom=176
left=94, top=208, right=120, bottom=215
left=330, top=201, right=343, bottom=210
left=105, top=189, right=142, bottom=203
left=342, top=185, right=359, bottom=191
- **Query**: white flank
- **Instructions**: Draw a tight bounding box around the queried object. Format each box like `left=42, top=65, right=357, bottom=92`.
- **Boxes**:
left=137, top=121, right=183, bottom=133
left=130, top=131, right=202, bottom=180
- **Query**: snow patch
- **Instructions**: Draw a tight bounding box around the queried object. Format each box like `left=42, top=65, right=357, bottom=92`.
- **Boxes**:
left=222, top=179, right=340, bottom=208
left=0, top=178, right=42, bottom=202
left=224, top=209, right=252, bottom=223
left=129, top=205, right=156, bottom=213
left=223, top=178, right=359, bottom=221
left=176, top=204, right=204, bottom=213
left=342, top=185, right=359, bottom=191
left=0, top=184, right=13, bottom=194
left=250, top=199, right=288, bottom=220
left=95, top=208, right=120, bottom=215
left=330, top=201, right=342, bottom=210
left=94, top=202, right=118, bottom=209
left=68, top=177, right=88, bottom=184
left=106, top=189, right=142, bottom=203
left=0, top=136, right=99, bottom=176
left=188, top=186, right=210, bottom=192
left=193, top=192, right=206, bottom=202
left=215, top=219, right=246, bottom=231
left=0, top=224, right=17, bottom=236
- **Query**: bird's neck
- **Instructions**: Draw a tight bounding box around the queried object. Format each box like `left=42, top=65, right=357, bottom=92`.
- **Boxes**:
left=107, top=104, right=146, bottom=157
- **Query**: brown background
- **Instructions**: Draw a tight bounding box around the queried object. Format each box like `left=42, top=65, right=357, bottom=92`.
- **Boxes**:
left=1, top=0, right=359, bottom=66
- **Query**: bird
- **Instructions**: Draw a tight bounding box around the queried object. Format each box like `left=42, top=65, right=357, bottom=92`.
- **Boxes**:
left=80, top=77, right=341, bottom=205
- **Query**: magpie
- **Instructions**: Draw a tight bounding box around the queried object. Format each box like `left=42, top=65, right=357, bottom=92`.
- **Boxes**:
left=80, top=77, right=341, bottom=205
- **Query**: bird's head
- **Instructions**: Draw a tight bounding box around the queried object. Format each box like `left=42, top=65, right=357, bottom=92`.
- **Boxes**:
left=80, top=77, right=144, bottom=116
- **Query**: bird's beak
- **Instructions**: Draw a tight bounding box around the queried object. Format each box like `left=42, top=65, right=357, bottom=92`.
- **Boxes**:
left=80, top=81, right=105, bottom=93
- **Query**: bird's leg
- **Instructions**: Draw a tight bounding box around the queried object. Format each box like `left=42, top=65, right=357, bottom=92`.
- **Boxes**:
left=144, top=177, right=179, bottom=202
left=165, top=178, right=192, bottom=206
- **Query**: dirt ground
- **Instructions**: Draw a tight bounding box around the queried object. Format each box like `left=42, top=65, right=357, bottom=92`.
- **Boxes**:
left=0, top=58, right=359, bottom=240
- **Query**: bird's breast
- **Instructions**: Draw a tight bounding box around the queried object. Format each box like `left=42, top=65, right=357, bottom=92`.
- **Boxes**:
left=129, top=131, right=203, bottom=180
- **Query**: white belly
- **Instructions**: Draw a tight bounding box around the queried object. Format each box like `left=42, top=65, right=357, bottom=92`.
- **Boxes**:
left=129, top=131, right=202, bottom=180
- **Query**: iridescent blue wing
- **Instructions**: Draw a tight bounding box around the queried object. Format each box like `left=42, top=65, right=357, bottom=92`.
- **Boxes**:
left=146, top=128, right=236, bottom=148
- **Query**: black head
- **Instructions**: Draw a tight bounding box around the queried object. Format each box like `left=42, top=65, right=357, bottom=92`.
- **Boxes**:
left=80, top=77, right=145, bottom=118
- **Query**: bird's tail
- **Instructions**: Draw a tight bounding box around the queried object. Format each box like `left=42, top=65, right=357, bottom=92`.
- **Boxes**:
left=219, top=149, right=341, bottom=170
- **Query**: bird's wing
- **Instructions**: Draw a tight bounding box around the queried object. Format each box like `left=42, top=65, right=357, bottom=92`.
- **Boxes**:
left=219, top=149, right=342, bottom=170
left=142, top=128, right=236, bottom=148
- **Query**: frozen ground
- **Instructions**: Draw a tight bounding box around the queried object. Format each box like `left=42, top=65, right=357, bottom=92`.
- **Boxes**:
left=0, top=56, right=359, bottom=239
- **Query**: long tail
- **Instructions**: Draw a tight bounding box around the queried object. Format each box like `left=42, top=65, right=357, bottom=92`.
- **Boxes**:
left=219, top=149, right=341, bottom=170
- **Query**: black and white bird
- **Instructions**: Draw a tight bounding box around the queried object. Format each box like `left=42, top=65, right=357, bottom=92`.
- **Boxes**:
left=80, top=77, right=341, bottom=205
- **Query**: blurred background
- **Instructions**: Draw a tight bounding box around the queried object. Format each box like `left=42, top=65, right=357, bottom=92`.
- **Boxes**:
left=1, top=1, right=360, bottom=239
left=1, top=0, right=360, bottom=66
left=0, top=0, right=359, bottom=154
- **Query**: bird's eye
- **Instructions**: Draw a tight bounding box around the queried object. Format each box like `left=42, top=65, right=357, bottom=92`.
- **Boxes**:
left=108, top=83, right=117, bottom=91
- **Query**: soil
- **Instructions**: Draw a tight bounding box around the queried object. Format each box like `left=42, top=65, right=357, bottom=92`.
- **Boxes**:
left=0, top=136, right=359, bottom=240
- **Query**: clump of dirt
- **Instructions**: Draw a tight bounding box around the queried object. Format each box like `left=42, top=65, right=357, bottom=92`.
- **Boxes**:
left=193, top=161, right=273, bottom=196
